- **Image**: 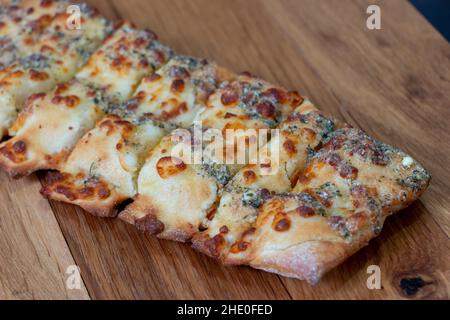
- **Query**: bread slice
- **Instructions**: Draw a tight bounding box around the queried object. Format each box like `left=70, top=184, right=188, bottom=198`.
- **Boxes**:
left=0, top=3, right=111, bottom=139
left=198, top=128, right=430, bottom=284
left=192, top=100, right=341, bottom=262
left=121, top=75, right=305, bottom=241
left=41, top=56, right=232, bottom=217
left=0, top=22, right=171, bottom=177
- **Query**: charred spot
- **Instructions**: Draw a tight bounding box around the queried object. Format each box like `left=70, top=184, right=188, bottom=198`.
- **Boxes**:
left=372, top=150, right=389, bottom=166
left=324, top=135, right=345, bottom=150
left=79, top=187, right=95, bottom=198
left=55, top=83, right=69, bottom=95
left=327, top=153, right=342, bottom=167
left=145, top=73, right=162, bottom=82
left=134, top=37, right=149, bottom=48
left=125, top=99, right=139, bottom=111
left=219, top=226, right=229, bottom=234
left=230, top=241, right=249, bottom=253
left=260, top=188, right=272, bottom=201
left=262, top=88, right=284, bottom=103
left=296, top=206, right=316, bottom=217
left=156, top=156, right=187, bottom=179
left=40, top=0, right=54, bottom=8
left=339, top=164, right=358, bottom=179
left=274, top=217, right=291, bottom=232
left=256, top=101, right=276, bottom=119
left=351, top=184, right=368, bottom=197
left=153, top=49, right=167, bottom=64
left=29, top=69, right=49, bottom=81
left=283, top=139, right=297, bottom=156
left=242, top=170, right=257, bottom=184
left=170, top=78, right=185, bottom=93
left=328, top=215, right=351, bottom=239
left=287, top=112, right=302, bottom=122
left=97, top=187, right=111, bottom=199
left=289, top=91, right=304, bottom=106
left=224, top=112, right=237, bottom=119
left=13, top=140, right=26, bottom=154
left=302, top=127, right=317, bottom=141
left=27, top=14, right=52, bottom=32
left=111, top=55, right=129, bottom=68
left=221, top=89, right=239, bottom=106
left=205, top=234, right=225, bottom=258
left=63, top=95, right=81, bottom=108
left=138, top=59, right=149, bottom=68
left=56, top=186, right=77, bottom=201
left=135, top=214, right=165, bottom=235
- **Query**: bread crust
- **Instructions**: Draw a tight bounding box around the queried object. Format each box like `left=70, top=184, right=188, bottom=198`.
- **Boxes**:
left=249, top=239, right=364, bottom=285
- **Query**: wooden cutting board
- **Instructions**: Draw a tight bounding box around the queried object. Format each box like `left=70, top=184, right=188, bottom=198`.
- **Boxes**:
left=0, top=0, right=449, bottom=300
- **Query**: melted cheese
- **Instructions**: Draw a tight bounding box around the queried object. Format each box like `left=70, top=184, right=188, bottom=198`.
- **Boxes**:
left=124, top=76, right=304, bottom=242
left=193, top=101, right=340, bottom=261
left=0, top=6, right=110, bottom=139
left=76, top=23, right=172, bottom=102
left=122, top=134, right=218, bottom=240
left=133, top=56, right=233, bottom=127
left=0, top=0, right=69, bottom=68
left=0, top=21, right=173, bottom=178
left=49, top=56, right=231, bottom=216
left=0, top=80, right=103, bottom=175
left=62, top=114, right=166, bottom=199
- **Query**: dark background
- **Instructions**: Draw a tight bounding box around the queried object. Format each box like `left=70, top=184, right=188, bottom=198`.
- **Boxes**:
left=411, top=0, right=450, bottom=41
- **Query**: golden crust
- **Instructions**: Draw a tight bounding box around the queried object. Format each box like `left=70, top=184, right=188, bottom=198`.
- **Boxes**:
left=249, top=239, right=364, bottom=285
left=192, top=102, right=340, bottom=261
left=44, top=113, right=166, bottom=217
left=0, top=4, right=432, bottom=284
left=40, top=170, right=126, bottom=218
left=193, top=127, right=430, bottom=282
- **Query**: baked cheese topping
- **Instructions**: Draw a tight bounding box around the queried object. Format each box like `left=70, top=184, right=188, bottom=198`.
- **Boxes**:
left=120, top=79, right=306, bottom=241
left=125, top=55, right=235, bottom=128
left=0, top=3, right=111, bottom=139
left=40, top=55, right=232, bottom=217
left=0, top=0, right=433, bottom=284
left=76, top=23, right=173, bottom=104
left=40, top=114, right=167, bottom=216
left=0, top=80, right=104, bottom=177
left=192, top=101, right=340, bottom=261
left=120, top=132, right=220, bottom=239
left=0, top=0, right=70, bottom=69
left=197, top=74, right=304, bottom=131
left=192, top=128, right=430, bottom=280
left=0, top=22, right=173, bottom=179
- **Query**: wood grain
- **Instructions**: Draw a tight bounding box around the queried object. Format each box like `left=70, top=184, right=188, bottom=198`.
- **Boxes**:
left=0, top=0, right=448, bottom=299
left=0, top=172, right=90, bottom=299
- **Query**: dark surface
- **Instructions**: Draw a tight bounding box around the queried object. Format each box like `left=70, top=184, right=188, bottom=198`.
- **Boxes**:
left=411, top=0, right=450, bottom=41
